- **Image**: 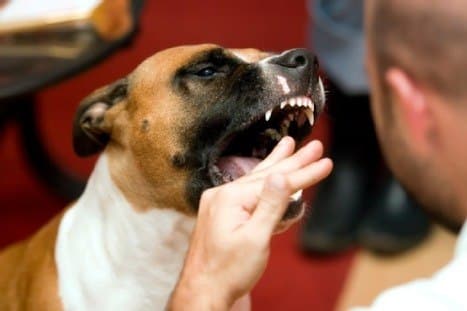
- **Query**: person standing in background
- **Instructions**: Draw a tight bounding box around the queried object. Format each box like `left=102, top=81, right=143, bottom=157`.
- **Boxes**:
left=300, top=0, right=430, bottom=254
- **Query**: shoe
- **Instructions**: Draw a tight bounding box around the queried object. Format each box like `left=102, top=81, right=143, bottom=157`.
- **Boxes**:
left=357, top=177, right=431, bottom=254
left=300, top=158, right=373, bottom=253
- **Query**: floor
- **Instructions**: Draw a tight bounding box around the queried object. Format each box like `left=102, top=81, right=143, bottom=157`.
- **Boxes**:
left=0, top=1, right=355, bottom=310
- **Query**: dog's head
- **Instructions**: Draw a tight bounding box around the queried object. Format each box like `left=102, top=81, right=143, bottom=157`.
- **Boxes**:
left=73, top=44, right=325, bottom=222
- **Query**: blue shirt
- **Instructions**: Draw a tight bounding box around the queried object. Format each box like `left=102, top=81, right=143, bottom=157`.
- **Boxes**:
left=309, top=0, right=368, bottom=95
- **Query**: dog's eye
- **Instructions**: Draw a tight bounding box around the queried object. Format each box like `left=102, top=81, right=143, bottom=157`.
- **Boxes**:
left=195, top=67, right=217, bottom=78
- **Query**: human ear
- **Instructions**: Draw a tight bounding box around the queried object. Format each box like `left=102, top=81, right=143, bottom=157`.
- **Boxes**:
left=386, top=68, right=432, bottom=151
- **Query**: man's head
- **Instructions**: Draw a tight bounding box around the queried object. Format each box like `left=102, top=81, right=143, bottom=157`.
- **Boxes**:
left=365, top=0, right=467, bottom=231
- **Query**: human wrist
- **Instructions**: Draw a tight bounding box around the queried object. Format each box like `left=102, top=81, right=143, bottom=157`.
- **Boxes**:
left=169, top=272, right=234, bottom=311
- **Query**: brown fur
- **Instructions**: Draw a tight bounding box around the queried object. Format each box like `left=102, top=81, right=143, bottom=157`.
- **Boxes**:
left=230, top=49, right=270, bottom=62
left=105, top=45, right=267, bottom=213
left=107, top=45, right=219, bottom=213
left=0, top=211, right=66, bottom=311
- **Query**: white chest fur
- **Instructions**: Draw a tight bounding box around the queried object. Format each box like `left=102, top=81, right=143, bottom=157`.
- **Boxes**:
left=55, top=155, right=195, bottom=311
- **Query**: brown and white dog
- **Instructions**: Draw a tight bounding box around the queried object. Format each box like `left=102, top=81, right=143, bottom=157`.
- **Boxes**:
left=0, top=44, right=325, bottom=310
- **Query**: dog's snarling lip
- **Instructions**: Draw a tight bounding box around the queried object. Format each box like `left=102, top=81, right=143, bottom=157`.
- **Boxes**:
left=207, top=95, right=316, bottom=185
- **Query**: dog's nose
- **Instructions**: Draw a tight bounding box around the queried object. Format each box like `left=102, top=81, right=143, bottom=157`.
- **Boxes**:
left=270, top=49, right=318, bottom=76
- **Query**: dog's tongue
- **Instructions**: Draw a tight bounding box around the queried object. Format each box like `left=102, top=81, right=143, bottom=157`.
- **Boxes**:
left=217, top=156, right=261, bottom=181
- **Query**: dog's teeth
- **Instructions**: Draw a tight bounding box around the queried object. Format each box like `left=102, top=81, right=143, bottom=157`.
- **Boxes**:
left=310, top=101, right=315, bottom=112
left=290, top=189, right=303, bottom=201
left=305, top=108, right=314, bottom=126
left=265, top=109, right=273, bottom=122
left=279, top=97, right=315, bottom=110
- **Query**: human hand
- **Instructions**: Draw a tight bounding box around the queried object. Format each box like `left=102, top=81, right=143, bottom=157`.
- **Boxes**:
left=169, top=137, right=333, bottom=310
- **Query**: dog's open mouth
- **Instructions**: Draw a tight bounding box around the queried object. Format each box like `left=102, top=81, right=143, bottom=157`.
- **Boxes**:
left=209, top=95, right=315, bottom=186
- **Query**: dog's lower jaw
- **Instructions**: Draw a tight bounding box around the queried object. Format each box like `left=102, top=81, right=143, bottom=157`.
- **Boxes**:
left=55, top=153, right=196, bottom=310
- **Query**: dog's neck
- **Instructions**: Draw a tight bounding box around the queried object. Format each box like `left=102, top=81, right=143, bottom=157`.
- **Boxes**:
left=55, top=154, right=195, bottom=310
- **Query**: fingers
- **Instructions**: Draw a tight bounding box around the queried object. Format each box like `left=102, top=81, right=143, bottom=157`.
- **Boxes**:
left=248, top=158, right=332, bottom=214
left=252, top=137, right=295, bottom=173
left=246, top=174, right=291, bottom=238
left=273, top=140, right=324, bottom=172
left=286, top=158, right=333, bottom=191
left=241, top=140, right=324, bottom=184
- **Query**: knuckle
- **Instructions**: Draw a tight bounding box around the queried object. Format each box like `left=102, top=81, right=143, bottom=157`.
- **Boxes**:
left=258, top=195, right=277, bottom=210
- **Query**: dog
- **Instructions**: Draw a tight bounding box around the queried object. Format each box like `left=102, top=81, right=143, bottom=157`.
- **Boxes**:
left=0, top=44, right=325, bottom=310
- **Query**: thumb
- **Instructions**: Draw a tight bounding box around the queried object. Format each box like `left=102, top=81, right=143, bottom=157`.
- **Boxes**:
left=247, top=174, right=291, bottom=238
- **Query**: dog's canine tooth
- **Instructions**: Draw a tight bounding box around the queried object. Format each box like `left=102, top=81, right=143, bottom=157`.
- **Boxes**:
left=305, top=108, right=314, bottom=126
left=280, top=101, right=287, bottom=109
left=291, top=189, right=303, bottom=201
left=265, top=109, right=273, bottom=122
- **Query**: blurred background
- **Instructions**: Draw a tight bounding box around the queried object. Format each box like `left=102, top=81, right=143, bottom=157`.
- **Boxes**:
left=0, top=0, right=456, bottom=310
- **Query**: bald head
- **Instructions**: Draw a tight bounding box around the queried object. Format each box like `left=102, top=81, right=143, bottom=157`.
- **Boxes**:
left=367, top=0, right=467, bottom=100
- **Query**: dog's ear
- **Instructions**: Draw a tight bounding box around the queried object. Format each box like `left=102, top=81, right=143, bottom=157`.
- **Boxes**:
left=73, top=78, right=128, bottom=157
